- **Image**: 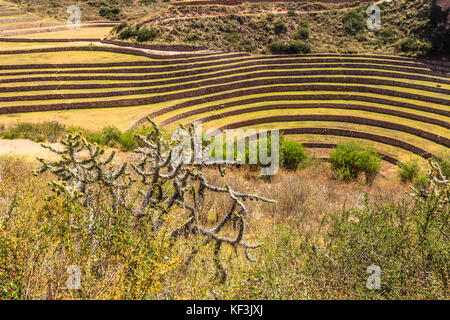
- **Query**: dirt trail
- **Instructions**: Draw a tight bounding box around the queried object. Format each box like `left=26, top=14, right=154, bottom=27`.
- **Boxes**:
left=0, top=139, right=137, bottom=165
left=165, top=0, right=390, bottom=21
left=0, top=139, right=60, bottom=161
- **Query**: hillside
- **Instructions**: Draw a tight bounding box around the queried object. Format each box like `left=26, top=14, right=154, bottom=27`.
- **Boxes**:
left=105, top=0, right=450, bottom=57
left=6, top=1, right=449, bottom=57
left=7, top=0, right=153, bottom=21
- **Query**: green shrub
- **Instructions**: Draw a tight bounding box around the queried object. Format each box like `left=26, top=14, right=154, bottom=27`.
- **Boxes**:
left=202, top=133, right=281, bottom=171
left=113, top=22, right=128, bottom=33
left=433, top=151, right=450, bottom=178
left=329, top=142, right=381, bottom=182
left=299, top=20, right=309, bottom=28
left=223, top=22, right=237, bottom=33
left=184, top=32, right=200, bottom=42
left=268, top=40, right=311, bottom=54
left=240, top=38, right=256, bottom=52
left=292, top=27, right=310, bottom=40
left=82, top=125, right=156, bottom=151
left=137, top=27, right=158, bottom=42
left=399, top=36, right=432, bottom=54
left=378, top=25, right=396, bottom=44
left=413, top=172, right=429, bottom=189
left=235, top=15, right=245, bottom=24
left=225, top=31, right=240, bottom=43
left=99, top=7, right=121, bottom=21
left=280, top=140, right=307, bottom=170
left=266, top=13, right=275, bottom=22
left=0, top=121, right=66, bottom=143
left=118, top=26, right=138, bottom=40
left=101, top=126, right=122, bottom=146
left=274, top=20, right=287, bottom=34
left=400, top=37, right=420, bottom=52
left=310, top=171, right=449, bottom=298
left=287, top=10, right=296, bottom=17
left=0, top=121, right=157, bottom=152
left=342, top=9, right=365, bottom=35
left=398, top=158, right=421, bottom=182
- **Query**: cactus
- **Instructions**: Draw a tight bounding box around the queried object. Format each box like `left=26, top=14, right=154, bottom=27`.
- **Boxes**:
left=34, top=118, right=276, bottom=282
left=34, top=132, right=134, bottom=213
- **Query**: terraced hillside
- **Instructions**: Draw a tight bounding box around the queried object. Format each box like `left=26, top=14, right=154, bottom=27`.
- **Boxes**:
left=0, top=42, right=448, bottom=165
left=0, top=0, right=114, bottom=38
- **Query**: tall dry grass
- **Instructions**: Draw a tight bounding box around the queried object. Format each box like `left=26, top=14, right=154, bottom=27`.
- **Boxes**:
left=1, top=156, right=447, bottom=300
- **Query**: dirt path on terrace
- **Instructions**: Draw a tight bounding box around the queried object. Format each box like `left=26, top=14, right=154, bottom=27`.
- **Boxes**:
left=0, top=139, right=59, bottom=161
left=0, top=138, right=136, bottom=164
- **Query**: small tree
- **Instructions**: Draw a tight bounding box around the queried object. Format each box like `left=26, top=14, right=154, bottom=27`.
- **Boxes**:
left=274, top=20, right=287, bottom=34
left=433, top=151, right=450, bottom=178
left=281, top=140, right=307, bottom=170
left=99, top=7, right=121, bottom=21
left=398, top=158, right=421, bottom=183
left=118, top=26, right=138, bottom=40
left=342, top=9, right=365, bottom=35
left=137, top=28, right=158, bottom=42
left=292, top=27, right=310, bottom=40
left=329, top=142, right=381, bottom=183
left=268, top=40, right=311, bottom=54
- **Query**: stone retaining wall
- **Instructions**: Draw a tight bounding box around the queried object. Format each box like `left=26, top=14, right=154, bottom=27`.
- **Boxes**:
left=214, top=115, right=450, bottom=147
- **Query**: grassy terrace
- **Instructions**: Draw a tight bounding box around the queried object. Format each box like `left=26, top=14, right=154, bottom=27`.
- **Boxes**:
left=0, top=49, right=446, bottom=66
left=1, top=73, right=446, bottom=93
left=0, top=56, right=447, bottom=86
left=7, top=28, right=110, bottom=39
left=159, top=101, right=450, bottom=129
left=0, top=76, right=448, bottom=99
left=0, top=102, right=173, bottom=131
left=0, top=55, right=445, bottom=70
left=0, top=64, right=447, bottom=83
left=0, top=87, right=448, bottom=116
left=1, top=83, right=448, bottom=118
left=0, top=64, right=445, bottom=77
left=0, top=1, right=114, bottom=38
left=0, top=41, right=92, bottom=50
left=197, top=108, right=448, bottom=139
left=225, top=121, right=447, bottom=155
left=0, top=50, right=151, bottom=64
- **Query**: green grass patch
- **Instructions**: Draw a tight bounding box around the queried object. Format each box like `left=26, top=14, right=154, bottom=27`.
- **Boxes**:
left=0, top=121, right=155, bottom=151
